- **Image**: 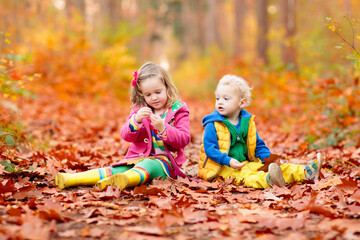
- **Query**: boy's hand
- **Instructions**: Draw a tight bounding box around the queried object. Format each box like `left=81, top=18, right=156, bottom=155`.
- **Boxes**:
left=150, top=114, right=165, bottom=132
left=135, top=107, right=152, bottom=123
left=230, top=158, right=246, bottom=169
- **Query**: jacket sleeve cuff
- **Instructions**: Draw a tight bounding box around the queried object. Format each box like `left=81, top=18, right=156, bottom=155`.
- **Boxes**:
left=221, top=156, right=231, bottom=166
left=157, top=125, right=166, bottom=138
left=259, top=153, right=271, bottom=164
left=129, top=115, right=143, bottom=132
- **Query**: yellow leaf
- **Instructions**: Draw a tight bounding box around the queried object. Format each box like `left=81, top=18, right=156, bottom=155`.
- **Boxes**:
left=328, top=25, right=336, bottom=32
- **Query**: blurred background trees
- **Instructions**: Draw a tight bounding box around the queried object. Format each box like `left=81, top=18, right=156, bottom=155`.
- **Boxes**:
left=1, top=0, right=358, bottom=77
left=1, top=0, right=360, bottom=148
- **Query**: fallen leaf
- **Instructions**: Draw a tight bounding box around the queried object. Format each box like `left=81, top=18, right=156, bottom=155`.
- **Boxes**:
left=0, top=178, right=16, bottom=194
left=318, top=177, right=343, bottom=189
left=133, top=184, right=168, bottom=196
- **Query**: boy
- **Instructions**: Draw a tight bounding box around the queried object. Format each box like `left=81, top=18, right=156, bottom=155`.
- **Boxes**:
left=198, top=75, right=323, bottom=188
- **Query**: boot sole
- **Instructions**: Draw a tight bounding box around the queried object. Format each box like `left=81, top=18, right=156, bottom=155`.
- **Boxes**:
left=55, top=173, right=66, bottom=190
left=314, top=153, right=323, bottom=180
left=95, top=173, right=128, bottom=190
left=269, top=163, right=286, bottom=187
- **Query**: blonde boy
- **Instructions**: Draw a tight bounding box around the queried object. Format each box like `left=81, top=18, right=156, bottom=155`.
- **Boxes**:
left=198, top=75, right=322, bottom=188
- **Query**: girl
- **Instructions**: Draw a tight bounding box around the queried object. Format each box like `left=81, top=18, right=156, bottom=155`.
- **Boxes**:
left=55, top=62, right=191, bottom=190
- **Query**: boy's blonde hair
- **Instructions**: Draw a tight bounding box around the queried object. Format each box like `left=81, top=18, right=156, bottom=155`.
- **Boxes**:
left=216, top=74, right=252, bottom=107
left=130, top=62, right=181, bottom=108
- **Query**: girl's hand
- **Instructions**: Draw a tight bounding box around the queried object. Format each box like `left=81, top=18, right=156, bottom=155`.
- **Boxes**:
left=230, top=158, right=246, bottom=169
left=150, top=114, right=165, bottom=132
left=135, top=107, right=152, bottom=123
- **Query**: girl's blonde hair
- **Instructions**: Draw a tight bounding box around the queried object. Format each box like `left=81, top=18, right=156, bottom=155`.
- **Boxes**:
left=130, top=62, right=181, bottom=108
left=216, top=74, right=252, bottom=107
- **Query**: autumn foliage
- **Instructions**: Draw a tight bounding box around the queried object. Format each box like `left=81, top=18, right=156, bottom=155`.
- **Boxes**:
left=1, top=1, right=360, bottom=239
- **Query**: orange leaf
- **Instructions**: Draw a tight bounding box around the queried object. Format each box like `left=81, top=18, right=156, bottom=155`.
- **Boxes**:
left=0, top=178, right=16, bottom=194
left=342, top=116, right=355, bottom=126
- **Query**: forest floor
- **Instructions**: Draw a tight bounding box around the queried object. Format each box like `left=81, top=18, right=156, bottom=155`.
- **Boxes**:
left=1, top=88, right=360, bottom=240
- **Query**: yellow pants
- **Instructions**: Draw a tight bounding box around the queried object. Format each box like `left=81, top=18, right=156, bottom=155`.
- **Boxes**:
left=216, top=161, right=306, bottom=189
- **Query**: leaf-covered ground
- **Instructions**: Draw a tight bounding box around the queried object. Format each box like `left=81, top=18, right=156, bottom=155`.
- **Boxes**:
left=1, top=91, right=360, bottom=240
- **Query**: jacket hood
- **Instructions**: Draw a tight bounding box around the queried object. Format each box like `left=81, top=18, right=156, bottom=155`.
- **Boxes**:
left=202, top=109, right=252, bottom=127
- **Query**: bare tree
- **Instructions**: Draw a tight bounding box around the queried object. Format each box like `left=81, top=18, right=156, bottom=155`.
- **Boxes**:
left=282, top=0, right=297, bottom=67
left=206, top=0, right=222, bottom=48
left=107, top=0, right=121, bottom=26
left=234, top=0, right=247, bottom=57
left=256, top=0, right=269, bottom=64
left=66, top=0, right=85, bottom=18
left=196, top=0, right=206, bottom=54
left=344, top=0, right=352, bottom=12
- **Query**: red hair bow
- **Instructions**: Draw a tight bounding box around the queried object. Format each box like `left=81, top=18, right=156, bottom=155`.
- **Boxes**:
left=132, top=71, right=138, bottom=87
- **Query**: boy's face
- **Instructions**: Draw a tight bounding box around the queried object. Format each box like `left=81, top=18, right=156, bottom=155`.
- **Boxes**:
left=215, top=84, right=246, bottom=118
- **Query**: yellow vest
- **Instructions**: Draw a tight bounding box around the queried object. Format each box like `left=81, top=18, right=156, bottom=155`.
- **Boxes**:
left=198, top=115, right=260, bottom=181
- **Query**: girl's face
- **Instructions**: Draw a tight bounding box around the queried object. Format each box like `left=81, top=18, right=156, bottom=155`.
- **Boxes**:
left=140, top=77, right=168, bottom=113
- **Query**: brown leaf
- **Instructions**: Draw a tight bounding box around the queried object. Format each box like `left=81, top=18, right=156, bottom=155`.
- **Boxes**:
left=37, top=199, right=63, bottom=212
left=258, top=154, right=281, bottom=172
left=0, top=178, right=16, bottom=194
left=318, top=177, right=343, bottom=189
left=177, top=177, right=208, bottom=192
left=174, top=195, right=194, bottom=208
left=299, top=195, right=336, bottom=218
left=263, top=191, right=282, bottom=201
left=26, top=197, right=38, bottom=209
left=269, top=185, right=292, bottom=198
left=158, top=208, right=185, bottom=227
left=149, top=196, right=173, bottom=210
left=347, top=204, right=360, bottom=215
left=12, top=183, right=42, bottom=200
left=257, top=216, right=305, bottom=231
left=183, top=207, right=208, bottom=224
left=350, top=189, right=360, bottom=202
left=20, top=211, right=53, bottom=240
left=290, top=184, right=312, bottom=200
left=85, top=208, right=107, bottom=218
left=97, top=185, right=121, bottom=200
left=7, top=206, right=23, bottom=217
left=331, top=177, right=358, bottom=195
left=133, top=184, right=168, bottom=196
left=38, top=209, right=69, bottom=222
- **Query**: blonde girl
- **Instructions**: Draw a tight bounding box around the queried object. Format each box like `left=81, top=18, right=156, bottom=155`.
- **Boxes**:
left=55, top=62, right=191, bottom=190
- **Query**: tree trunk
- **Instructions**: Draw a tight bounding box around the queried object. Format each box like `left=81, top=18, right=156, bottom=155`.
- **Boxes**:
left=256, top=0, right=268, bottom=65
left=181, top=1, right=192, bottom=59
left=206, top=0, right=222, bottom=48
left=282, top=0, right=297, bottom=67
left=197, top=0, right=206, bottom=54
left=344, top=0, right=352, bottom=13
left=66, top=0, right=85, bottom=18
left=108, top=0, right=121, bottom=26
left=234, top=0, right=247, bottom=57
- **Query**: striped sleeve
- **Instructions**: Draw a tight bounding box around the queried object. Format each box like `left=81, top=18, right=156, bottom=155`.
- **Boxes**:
left=129, top=115, right=143, bottom=132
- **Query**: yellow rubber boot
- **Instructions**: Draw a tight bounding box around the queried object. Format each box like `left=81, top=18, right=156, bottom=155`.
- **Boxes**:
left=55, top=169, right=101, bottom=190
left=95, top=169, right=143, bottom=190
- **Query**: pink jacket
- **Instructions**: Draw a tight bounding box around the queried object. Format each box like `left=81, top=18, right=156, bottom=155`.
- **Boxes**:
left=112, top=102, right=191, bottom=178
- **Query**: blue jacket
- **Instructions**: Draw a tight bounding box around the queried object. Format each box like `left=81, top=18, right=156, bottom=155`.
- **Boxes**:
left=202, top=109, right=271, bottom=166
